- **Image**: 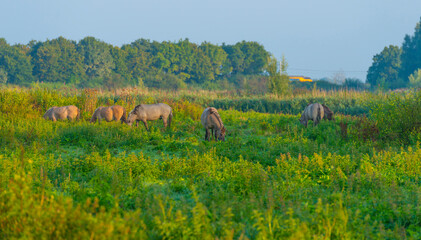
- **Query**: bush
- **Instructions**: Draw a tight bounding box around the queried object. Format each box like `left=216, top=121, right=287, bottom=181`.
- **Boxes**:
left=144, top=72, right=187, bottom=90
left=369, top=90, right=421, bottom=144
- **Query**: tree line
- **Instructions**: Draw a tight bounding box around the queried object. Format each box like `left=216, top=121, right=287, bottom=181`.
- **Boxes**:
left=0, top=37, right=270, bottom=89
left=367, top=17, right=421, bottom=90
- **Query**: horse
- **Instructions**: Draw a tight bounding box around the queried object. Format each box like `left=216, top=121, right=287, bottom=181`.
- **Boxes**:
left=90, top=105, right=127, bottom=124
left=201, top=107, right=226, bottom=141
left=322, top=104, right=334, bottom=121
left=300, top=103, right=324, bottom=127
left=306, top=103, right=334, bottom=121
left=126, top=103, right=173, bottom=130
left=43, top=105, right=80, bottom=122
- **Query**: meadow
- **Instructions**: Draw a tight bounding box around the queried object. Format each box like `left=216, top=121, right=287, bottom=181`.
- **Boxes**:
left=0, top=86, right=420, bottom=239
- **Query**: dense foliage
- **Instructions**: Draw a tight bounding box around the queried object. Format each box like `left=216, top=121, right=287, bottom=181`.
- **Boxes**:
left=367, top=45, right=402, bottom=89
left=0, top=37, right=270, bottom=90
left=0, top=87, right=420, bottom=239
left=0, top=39, right=34, bottom=85
left=267, top=55, right=290, bottom=95
left=367, top=17, right=421, bottom=89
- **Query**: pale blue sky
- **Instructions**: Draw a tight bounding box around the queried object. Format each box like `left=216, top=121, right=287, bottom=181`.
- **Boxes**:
left=2, top=0, right=421, bottom=81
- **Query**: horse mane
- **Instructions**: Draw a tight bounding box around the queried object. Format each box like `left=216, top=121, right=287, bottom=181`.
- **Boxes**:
left=208, top=107, right=217, bottom=114
left=133, top=104, right=143, bottom=114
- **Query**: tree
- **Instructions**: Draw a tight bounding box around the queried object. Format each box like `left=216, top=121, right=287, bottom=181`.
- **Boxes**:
left=237, top=41, right=269, bottom=75
left=190, top=49, right=213, bottom=84
left=267, top=55, right=290, bottom=95
left=77, top=37, right=115, bottom=83
left=332, top=70, right=346, bottom=85
left=222, top=43, right=245, bottom=74
left=122, top=39, right=153, bottom=81
left=199, top=42, right=228, bottom=79
left=409, top=68, right=421, bottom=88
left=0, top=38, right=34, bottom=85
left=367, top=45, right=402, bottom=89
left=400, top=17, right=421, bottom=83
left=176, top=39, right=195, bottom=78
left=110, top=46, right=132, bottom=85
left=0, top=68, right=7, bottom=84
left=31, top=37, right=85, bottom=83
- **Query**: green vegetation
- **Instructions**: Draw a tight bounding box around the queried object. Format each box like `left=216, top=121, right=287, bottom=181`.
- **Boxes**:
left=0, top=37, right=270, bottom=90
left=368, top=17, right=421, bottom=90
left=367, top=45, right=402, bottom=89
left=1, top=87, right=420, bottom=239
left=409, top=69, right=421, bottom=88
left=267, top=55, right=290, bottom=96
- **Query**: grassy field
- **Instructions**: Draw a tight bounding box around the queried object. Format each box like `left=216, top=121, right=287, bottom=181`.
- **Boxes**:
left=0, top=87, right=420, bottom=239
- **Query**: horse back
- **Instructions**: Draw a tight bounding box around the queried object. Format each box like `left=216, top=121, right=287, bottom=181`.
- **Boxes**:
left=303, top=103, right=324, bottom=121
left=111, top=105, right=125, bottom=121
left=312, top=103, right=324, bottom=121
left=64, top=105, right=79, bottom=120
left=140, top=103, right=171, bottom=120
left=201, top=107, right=222, bottom=129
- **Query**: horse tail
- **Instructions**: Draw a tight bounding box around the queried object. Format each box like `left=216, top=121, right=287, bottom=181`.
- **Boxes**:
left=317, top=104, right=322, bottom=123
left=168, top=108, right=173, bottom=128
left=77, top=108, right=81, bottom=121
left=121, top=107, right=127, bottom=123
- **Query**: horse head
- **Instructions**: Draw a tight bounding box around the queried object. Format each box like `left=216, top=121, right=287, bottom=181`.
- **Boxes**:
left=126, top=111, right=136, bottom=126
left=219, top=126, right=226, bottom=141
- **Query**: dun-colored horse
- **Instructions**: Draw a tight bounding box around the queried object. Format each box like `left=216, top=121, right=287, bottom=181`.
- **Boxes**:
left=201, top=107, right=226, bottom=141
left=126, top=103, right=173, bottom=130
left=43, top=105, right=80, bottom=122
left=300, top=103, right=324, bottom=127
left=90, top=105, right=127, bottom=124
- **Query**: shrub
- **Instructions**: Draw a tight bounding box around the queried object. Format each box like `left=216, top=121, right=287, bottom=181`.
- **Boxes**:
left=369, top=90, right=421, bottom=144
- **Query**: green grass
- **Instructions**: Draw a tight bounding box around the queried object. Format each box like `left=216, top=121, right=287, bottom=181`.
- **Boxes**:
left=0, top=87, right=420, bottom=239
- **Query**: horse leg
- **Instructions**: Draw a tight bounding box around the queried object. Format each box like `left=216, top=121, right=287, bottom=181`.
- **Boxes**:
left=211, top=129, right=216, bottom=141
left=142, top=120, right=149, bottom=131
left=136, top=120, right=139, bottom=127
left=205, top=128, right=212, bottom=141
left=163, top=118, right=168, bottom=128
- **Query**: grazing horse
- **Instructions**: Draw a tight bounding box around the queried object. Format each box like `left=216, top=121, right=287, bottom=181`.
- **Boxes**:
left=126, top=103, right=172, bottom=130
left=322, top=104, right=334, bottom=121
left=300, top=103, right=324, bottom=127
left=90, top=105, right=127, bottom=124
left=201, top=107, right=226, bottom=141
left=43, top=105, right=80, bottom=122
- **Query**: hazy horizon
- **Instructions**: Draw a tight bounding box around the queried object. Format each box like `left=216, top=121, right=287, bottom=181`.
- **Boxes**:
left=2, top=0, right=421, bottom=82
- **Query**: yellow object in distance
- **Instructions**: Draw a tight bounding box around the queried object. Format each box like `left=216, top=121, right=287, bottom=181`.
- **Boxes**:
left=289, top=76, right=313, bottom=82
